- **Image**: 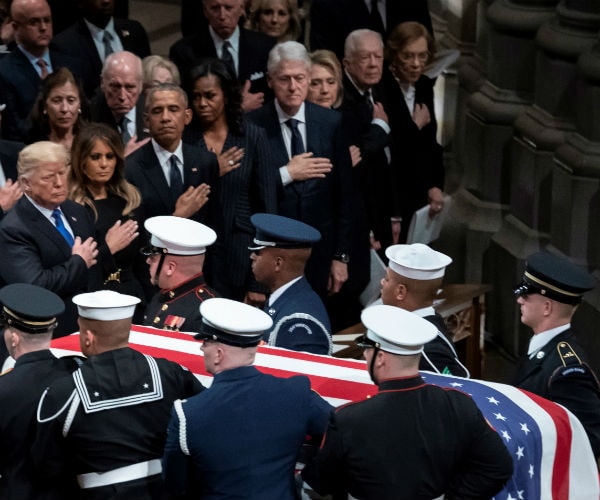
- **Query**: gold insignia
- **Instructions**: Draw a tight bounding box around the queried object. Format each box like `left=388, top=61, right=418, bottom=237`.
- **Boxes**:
left=557, top=341, right=582, bottom=367
left=153, top=317, right=160, bottom=324
left=169, top=291, right=175, bottom=298
left=161, top=304, right=168, bottom=311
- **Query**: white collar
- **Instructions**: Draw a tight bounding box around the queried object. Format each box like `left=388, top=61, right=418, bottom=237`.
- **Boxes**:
left=268, top=276, right=303, bottom=306
left=527, top=323, right=571, bottom=357
left=412, top=306, right=435, bottom=317
left=151, top=139, right=184, bottom=165
left=208, top=25, right=240, bottom=53
left=84, top=17, right=117, bottom=42
left=275, top=99, right=306, bottom=125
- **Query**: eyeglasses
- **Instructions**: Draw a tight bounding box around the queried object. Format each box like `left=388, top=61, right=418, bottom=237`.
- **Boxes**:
left=355, top=334, right=379, bottom=349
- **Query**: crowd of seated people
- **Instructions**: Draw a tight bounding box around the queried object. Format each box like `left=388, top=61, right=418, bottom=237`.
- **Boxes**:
left=0, top=0, right=445, bottom=336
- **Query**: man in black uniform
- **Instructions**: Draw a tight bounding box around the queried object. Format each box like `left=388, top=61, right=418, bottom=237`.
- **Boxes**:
left=34, top=290, right=204, bottom=499
left=513, top=250, right=600, bottom=462
left=380, top=243, right=469, bottom=376
left=302, top=305, right=513, bottom=499
left=0, top=284, right=82, bottom=499
left=143, top=215, right=218, bottom=333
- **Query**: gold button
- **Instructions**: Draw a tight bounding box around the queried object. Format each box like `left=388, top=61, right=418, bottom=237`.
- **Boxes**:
left=161, top=304, right=168, bottom=311
left=153, top=317, right=160, bottom=324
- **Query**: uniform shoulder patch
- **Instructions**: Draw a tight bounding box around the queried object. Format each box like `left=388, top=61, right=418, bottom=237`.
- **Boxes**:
left=556, top=341, right=582, bottom=367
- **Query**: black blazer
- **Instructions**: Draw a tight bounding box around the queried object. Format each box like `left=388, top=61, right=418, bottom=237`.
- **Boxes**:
left=310, top=0, right=433, bottom=59
left=124, top=140, right=219, bottom=226
left=90, top=91, right=148, bottom=141
left=0, top=139, right=23, bottom=181
left=247, top=101, right=353, bottom=294
left=183, top=121, right=278, bottom=298
left=0, top=197, right=100, bottom=336
left=53, top=18, right=151, bottom=97
left=0, top=47, right=83, bottom=141
left=169, top=27, right=275, bottom=96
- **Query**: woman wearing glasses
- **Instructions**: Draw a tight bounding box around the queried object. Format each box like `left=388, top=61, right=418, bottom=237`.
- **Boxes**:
left=383, top=21, right=445, bottom=244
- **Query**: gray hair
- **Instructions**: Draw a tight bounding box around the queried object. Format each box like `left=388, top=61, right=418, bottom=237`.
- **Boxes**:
left=142, top=55, right=181, bottom=88
left=344, top=29, right=383, bottom=58
left=18, top=141, right=69, bottom=179
left=144, top=83, right=189, bottom=112
left=267, top=41, right=311, bottom=75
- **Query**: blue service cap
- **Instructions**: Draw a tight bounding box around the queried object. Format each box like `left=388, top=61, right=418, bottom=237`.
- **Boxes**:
left=514, top=251, right=595, bottom=305
left=0, top=284, right=65, bottom=334
left=249, top=213, right=321, bottom=251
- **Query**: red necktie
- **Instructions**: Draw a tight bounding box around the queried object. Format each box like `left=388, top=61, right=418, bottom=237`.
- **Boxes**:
left=37, top=59, right=49, bottom=79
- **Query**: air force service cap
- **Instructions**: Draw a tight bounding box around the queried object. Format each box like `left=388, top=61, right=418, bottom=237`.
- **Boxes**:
left=358, top=304, right=437, bottom=355
left=195, top=298, right=273, bottom=347
left=0, top=284, right=64, bottom=334
left=249, top=213, right=321, bottom=251
left=143, top=216, right=217, bottom=256
left=385, top=243, right=452, bottom=280
left=73, top=290, right=140, bottom=321
left=514, top=251, right=595, bottom=305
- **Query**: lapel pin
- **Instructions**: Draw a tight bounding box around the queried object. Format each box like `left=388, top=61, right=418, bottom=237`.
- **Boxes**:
left=536, top=351, right=545, bottom=359
left=191, top=168, right=198, bottom=172
left=121, top=30, right=130, bottom=37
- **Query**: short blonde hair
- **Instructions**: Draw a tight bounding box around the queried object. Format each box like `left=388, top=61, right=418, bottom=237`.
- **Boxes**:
left=18, top=141, right=69, bottom=179
left=142, top=55, right=181, bottom=90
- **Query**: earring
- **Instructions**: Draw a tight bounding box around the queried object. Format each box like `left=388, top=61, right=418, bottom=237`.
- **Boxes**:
left=42, top=109, right=47, bottom=115
left=78, top=108, right=81, bottom=114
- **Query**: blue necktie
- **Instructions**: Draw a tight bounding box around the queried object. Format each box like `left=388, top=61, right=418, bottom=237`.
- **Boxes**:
left=52, top=208, right=74, bottom=246
left=286, top=118, right=305, bottom=157
left=169, top=155, right=184, bottom=199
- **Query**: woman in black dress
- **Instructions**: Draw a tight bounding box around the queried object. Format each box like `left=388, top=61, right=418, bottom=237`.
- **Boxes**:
left=183, top=59, right=278, bottom=304
left=69, top=123, right=151, bottom=321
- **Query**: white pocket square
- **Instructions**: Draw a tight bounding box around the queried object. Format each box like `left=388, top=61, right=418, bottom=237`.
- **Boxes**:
left=249, top=72, right=264, bottom=81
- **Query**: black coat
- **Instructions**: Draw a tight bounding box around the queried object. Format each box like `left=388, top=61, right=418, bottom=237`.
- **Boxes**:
left=0, top=139, right=22, bottom=182
left=89, top=92, right=148, bottom=141
left=513, top=328, right=600, bottom=459
left=302, top=375, right=513, bottom=499
left=0, top=197, right=100, bottom=336
left=53, top=18, right=151, bottom=96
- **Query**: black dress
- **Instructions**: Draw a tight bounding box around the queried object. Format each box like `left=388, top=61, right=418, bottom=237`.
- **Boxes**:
left=90, top=195, right=153, bottom=322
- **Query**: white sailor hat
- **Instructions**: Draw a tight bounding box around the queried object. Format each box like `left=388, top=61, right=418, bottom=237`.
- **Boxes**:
left=358, top=304, right=437, bottom=355
left=385, top=243, right=452, bottom=280
left=73, top=290, right=140, bottom=321
left=195, top=298, right=273, bottom=347
left=143, top=216, right=217, bottom=256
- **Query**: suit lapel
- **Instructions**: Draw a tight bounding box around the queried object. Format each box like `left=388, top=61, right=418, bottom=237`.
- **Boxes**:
left=20, top=198, right=72, bottom=257
left=182, top=143, right=202, bottom=188
left=77, top=19, right=102, bottom=70
left=139, top=145, right=173, bottom=209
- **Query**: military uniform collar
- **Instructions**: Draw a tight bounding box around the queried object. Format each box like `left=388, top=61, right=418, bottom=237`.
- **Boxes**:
left=158, top=274, right=206, bottom=303
left=527, top=323, right=570, bottom=358
left=378, top=375, right=425, bottom=392
left=14, top=349, right=56, bottom=368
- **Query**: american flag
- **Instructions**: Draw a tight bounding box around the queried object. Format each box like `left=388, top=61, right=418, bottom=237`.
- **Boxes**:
left=51, top=325, right=599, bottom=500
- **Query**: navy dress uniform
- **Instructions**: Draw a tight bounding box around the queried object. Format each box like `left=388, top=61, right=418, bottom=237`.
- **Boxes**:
left=384, top=243, right=469, bottom=377
left=0, top=284, right=83, bottom=500
left=163, top=298, right=334, bottom=500
left=34, top=291, right=204, bottom=499
left=513, top=251, right=600, bottom=459
left=250, top=214, right=333, bottom=354
left=302, top=305, right=513, bottom=499
left=142, top=216, right=219, bottom=333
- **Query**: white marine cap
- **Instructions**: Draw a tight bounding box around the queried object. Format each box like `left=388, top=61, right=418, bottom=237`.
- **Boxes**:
left=360, top=304, right=437, bottom=355
left=73, top=290, right=140, bottom=321
left=385, top=243, right=452, bottom=280
left=195, top=298, right=273, bottom=346
left=144, top=216, right=217, bottom=255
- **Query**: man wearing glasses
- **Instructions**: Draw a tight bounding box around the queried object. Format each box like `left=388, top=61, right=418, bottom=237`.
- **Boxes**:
left=142, top=215, right=218, bottom=333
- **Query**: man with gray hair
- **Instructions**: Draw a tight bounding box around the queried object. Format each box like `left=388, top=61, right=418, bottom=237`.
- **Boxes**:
left=91, top=50, right=149, bottom=153
left=247, top=41, right=353, bottom=300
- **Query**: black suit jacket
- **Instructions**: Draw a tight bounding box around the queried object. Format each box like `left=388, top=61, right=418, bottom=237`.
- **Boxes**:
left=0, top=197, right=100, bottom=336
left=125, top=140, right=219, bottom=226
left=89, top=91, right=148, bottom=141
left=310, top=0, right=433, bottom=60
left=0, top=47, right=83, bottom=141
left=169, top=27, right=275, bottom=96
left=183, top=121, right=278, bottom=298
left=53, top=18, right=151, bottom=97
left=0, top=139, right=23, bottom=181
left=247, top=101, right=352, bottom=295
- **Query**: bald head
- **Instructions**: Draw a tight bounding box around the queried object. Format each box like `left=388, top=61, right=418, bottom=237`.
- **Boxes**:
left=101, top=51, right=143, bottom=120
left=11, top=0, right=52, bottom=56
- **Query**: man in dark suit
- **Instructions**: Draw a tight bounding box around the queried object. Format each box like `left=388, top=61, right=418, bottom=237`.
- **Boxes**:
left=90, top=50, right=149, bottom=153
left=169, top=0, right=275, bottom=111
left=0, top=141, right=99, bottom=337
left=249, top=213, right=332, bottom=355
left=247, top=41, right=352, bottom=299
left=0, top=139, right=24, bottom=217
left=0, top=0, right=83, bottom=141
left=513, top=251, right=600, bottom=461
left=310, top=0, right=433, bottom=60
left=125, top=83, right=219, bottom=226
left=52, top=0, right=149, bottom=97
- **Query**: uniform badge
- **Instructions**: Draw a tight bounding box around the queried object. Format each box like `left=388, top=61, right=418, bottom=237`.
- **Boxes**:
left=268, top=308, right=275, bottom=316
left=536, top=351, right=545, bottom=359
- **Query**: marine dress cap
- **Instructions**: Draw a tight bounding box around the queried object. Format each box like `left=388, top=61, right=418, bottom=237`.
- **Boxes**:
left=195, top=298, right=273, bottom=346
left=514, top=251, right=595, bottom=305
left=143, top=216, right=217, bottom=256
left=249, top=213, right=321, bottom=251
left=385, top=243, right=452, bottom=280
left=73, top=290, right=140, bottom=321
left=359, top=304, right=437, bottom=355
left=0, top=283, right=64, bottom=334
